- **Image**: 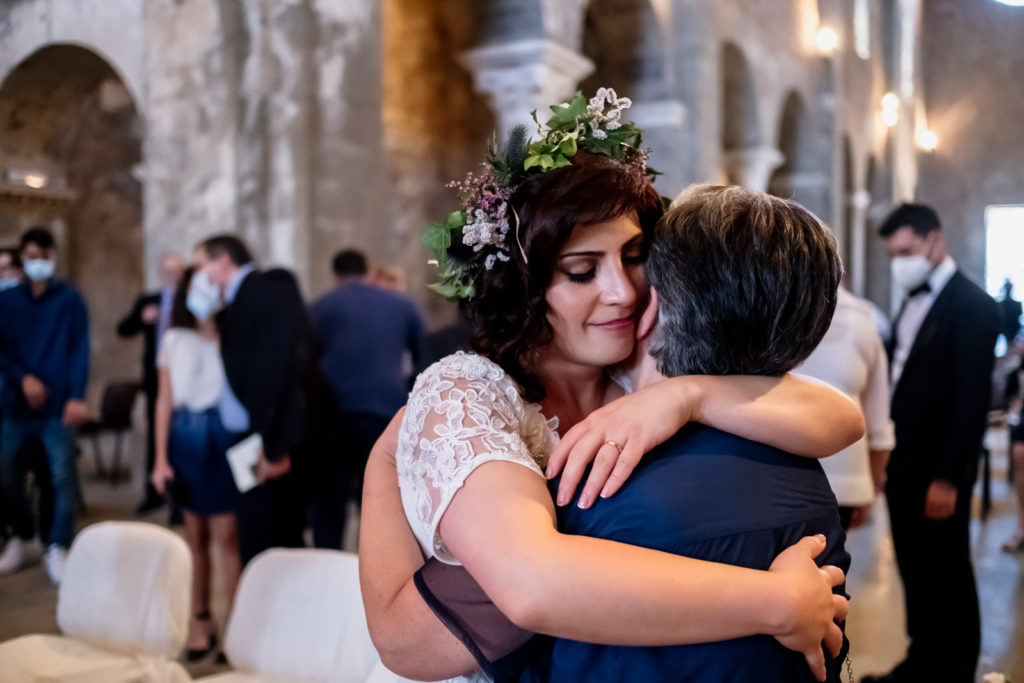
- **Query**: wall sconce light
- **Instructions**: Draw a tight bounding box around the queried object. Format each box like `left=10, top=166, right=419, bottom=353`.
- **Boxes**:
left=917, top=129, right=938, bottom=151
left=816, top=27, right=839, bottom=55
left=881, top=92, right=900, bottom=127
left=23, top=173, right=48, bottom=189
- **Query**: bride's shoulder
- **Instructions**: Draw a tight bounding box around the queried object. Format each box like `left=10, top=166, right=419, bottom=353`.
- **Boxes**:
left=414, top=351, right=513, bottom=388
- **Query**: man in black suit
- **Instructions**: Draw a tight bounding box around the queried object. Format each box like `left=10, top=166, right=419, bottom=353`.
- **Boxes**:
left=117, top=253, right=184, bottom=513
left=197, top=235, right=315, bottom=564
left=863, top=204, right=999, bottom=683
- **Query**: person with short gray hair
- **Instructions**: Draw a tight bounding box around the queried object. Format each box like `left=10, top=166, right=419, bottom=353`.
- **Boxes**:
left=548, top=185, right=851, bottom=682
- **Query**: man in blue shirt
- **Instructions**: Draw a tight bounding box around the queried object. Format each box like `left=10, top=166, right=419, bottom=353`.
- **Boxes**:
left=308, top=249, right=424, bottom=549
left=544, top=185, right=851, bottom=682
left=0, top=227, right=89, bottom=584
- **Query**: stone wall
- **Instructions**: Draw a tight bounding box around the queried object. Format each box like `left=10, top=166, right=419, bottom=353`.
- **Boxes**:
left=917, top=0, right=1024, bottom=286
left=143, top=0, right=383, bottom=299
left=4, top=0, right=984, bottom=388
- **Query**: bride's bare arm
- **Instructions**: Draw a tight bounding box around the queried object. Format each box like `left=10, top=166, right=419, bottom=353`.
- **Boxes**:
left=359, top=409, right=478, bottom=680
left=549, top=373, right=865, bottom=507
left=441, top=461, right=846, bottom=682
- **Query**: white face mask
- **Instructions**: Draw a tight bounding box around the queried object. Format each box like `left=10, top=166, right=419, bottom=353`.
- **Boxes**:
left=0, top=276, right=20, bottom=291
left=891, top=254, right=933, bottom=292
left=23, top=258, right=55, bottom=282
left=186, top=271, right=223, bottom=321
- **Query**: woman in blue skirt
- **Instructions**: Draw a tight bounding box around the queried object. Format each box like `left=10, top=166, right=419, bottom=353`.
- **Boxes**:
left=152, top=265, right=240, bottom=660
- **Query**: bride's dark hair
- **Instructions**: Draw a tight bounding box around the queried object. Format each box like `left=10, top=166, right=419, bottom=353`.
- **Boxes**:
left=463, top=151, right=663, bottom=402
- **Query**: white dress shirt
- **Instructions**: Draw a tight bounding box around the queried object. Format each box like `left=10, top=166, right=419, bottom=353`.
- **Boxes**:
left=798, top=289, right=896, bottom=506
left=891, top=255, right=957, bottom=391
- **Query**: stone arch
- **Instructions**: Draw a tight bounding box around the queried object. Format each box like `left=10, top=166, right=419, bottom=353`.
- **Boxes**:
left=0, top=1, right=146, bottom=109
left=767, top=90, right=812, bottom=198
left=720, top=42, right=760, bottom=155
left=720, top=42, right=779, bottom=189
left=864, top=152, right=893, bottom=309
left=0, top=43, right=144, bottom=404
left=580, top=0, right=669, bottom=100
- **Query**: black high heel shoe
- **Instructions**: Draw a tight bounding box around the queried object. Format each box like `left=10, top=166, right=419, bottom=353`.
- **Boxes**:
left=186, top=613, right=217, bottom=661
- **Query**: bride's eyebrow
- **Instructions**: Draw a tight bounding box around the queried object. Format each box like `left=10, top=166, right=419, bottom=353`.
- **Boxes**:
left=559, top=234, right=645, bottom=259
left=558, top=250, right=602, bottom=259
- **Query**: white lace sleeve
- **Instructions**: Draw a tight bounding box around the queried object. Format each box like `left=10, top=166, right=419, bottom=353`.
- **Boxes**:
left=396, top=352, right=558, bottom=564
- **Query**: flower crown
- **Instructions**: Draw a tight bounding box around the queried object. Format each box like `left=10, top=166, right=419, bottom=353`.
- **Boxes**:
left=423, top=88, right=657, bottom=300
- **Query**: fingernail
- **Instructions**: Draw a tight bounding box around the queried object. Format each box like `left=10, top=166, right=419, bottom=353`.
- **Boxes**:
left=578, top=493, right=591, bottom=509
left=815, top=534, right=826, bottom=541
left=556, top=492, right=568, bottom=506
left=545, top=468, right=554, bottom=479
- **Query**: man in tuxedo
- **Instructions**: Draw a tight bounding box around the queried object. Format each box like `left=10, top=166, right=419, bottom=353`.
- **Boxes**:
left=117, top=252, right=184, bottom=513
left=540, top=186, right=850, bottom=682
left=197, top=235, right=316, bottom=564
left=862, top=204, right=999, bottom=683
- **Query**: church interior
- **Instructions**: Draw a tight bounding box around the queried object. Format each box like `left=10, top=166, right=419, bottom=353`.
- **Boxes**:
left=0, top=0, right=1022, bottom=681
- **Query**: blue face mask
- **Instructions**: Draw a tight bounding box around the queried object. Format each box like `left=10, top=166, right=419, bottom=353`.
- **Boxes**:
left=0, top=277, right=20, bottom=291
left=186, top=272, right=223, bottom=321
left=23, top=259, right=54, bottom=282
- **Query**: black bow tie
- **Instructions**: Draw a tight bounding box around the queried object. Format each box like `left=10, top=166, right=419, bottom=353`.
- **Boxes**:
left=908, top=281, right=932, bottom=298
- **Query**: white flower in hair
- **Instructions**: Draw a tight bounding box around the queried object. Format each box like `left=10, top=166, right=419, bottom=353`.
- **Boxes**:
left=462, top=203, right=510, bottom=253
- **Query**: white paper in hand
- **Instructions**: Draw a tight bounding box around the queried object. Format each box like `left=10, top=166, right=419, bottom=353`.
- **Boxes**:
left=227, top=433, right=262, bottom=493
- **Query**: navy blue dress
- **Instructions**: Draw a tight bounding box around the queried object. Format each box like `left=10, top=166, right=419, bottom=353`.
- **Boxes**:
left=532, top=424, right=851, bottom=682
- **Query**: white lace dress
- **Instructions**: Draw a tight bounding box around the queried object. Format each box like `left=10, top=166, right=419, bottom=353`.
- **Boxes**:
left=397, top=351, right=559, bottom=565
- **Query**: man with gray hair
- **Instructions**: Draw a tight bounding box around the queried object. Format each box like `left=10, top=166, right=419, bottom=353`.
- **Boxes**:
left=544, top=185, right=851, bottom=682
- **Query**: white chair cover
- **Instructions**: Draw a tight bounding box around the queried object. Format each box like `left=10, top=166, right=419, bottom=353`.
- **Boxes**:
left=58, top=521, right=192, bottom=657
left=213, top=549, right=379, bottom=683
left=0, top=634, right=191, bottom=683
left=0, top=521, right=193, bottom=682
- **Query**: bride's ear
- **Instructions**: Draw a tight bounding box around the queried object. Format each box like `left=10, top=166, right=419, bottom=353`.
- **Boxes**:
left=636, top=286, right=659, bottom=341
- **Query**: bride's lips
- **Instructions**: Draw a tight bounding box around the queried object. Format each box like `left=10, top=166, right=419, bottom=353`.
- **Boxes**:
left=591, top=316, right=635, bottom=332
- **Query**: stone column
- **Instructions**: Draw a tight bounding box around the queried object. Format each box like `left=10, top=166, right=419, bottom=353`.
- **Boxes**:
left=722, top=145, right=784, bottom=192
left=461, top=39, right=594, bottom=136
left=848, top=189, right=871, bottom=297
left=787, top=170, right=832, bottom=223
left=630, top=99, right=688, bottom=196
left=462, top=0, right=592, bottom=136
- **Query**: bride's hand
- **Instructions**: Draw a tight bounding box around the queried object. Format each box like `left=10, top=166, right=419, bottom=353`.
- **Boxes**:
left=545, top=377, right=703, bottom=508
left=767, top=535, right=848, bottom=682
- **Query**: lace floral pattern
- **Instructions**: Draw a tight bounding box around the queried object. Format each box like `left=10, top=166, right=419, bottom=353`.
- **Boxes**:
left=397, top=352, right=558, bottom=564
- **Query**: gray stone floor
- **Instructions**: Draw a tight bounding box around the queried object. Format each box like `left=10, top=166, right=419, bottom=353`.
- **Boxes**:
left=0, top=427, right=1021, bottom=681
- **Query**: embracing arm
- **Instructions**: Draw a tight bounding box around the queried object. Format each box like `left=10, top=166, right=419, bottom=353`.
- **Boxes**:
left=358, top=409, right=479, bottom=680
left=694, top=373, right=864, bottom=456
left=550, top=372, right=864, bottom=506
left=442, top=462, right=845, bottom=681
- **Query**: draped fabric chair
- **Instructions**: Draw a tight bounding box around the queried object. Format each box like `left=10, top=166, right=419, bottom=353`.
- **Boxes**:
left=0, top=521, right=192, bottom=682
left=198, top=549, right=382, bottom=683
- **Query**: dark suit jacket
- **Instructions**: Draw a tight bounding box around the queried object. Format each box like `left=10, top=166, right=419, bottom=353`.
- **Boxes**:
left=117, top=291, right=162, bottom=393
left=217, top=268, right=316, bottom=462
left=887, top=271, right=999, bottom=488
left=539, top=425, right=850, bottom=683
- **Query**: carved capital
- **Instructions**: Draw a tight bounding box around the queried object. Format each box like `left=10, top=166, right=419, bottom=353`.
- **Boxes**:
left=462, top=39, right=594, bottom=135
